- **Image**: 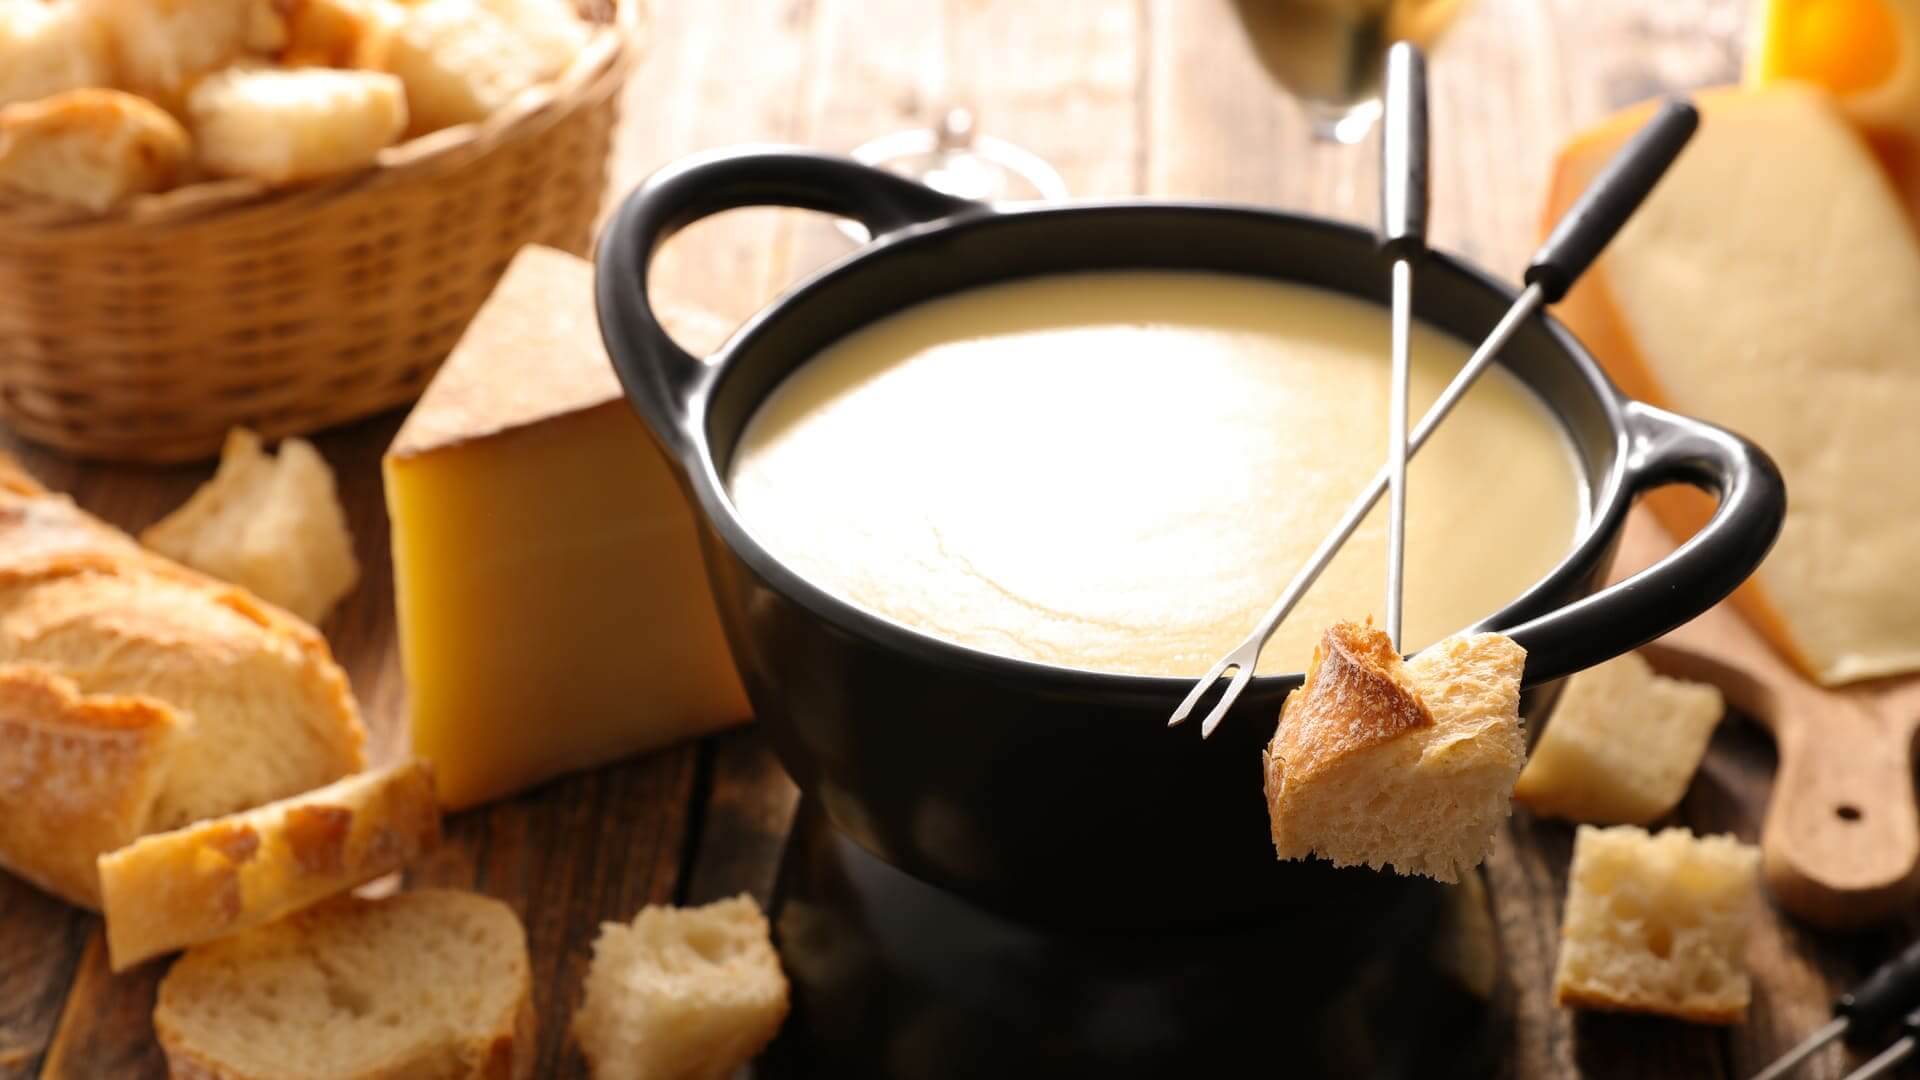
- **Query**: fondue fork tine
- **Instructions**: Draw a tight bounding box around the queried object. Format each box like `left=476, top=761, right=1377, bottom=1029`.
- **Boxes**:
left=1381, top=42, right=1429, bottom=652
left=1169, top=97, right=1702, bottom=739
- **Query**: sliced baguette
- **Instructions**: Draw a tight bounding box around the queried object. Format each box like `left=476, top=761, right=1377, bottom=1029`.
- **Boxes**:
left=142, top=429, right=361, bottom=625
left=1264, top=623, right=1527, bottom=882
left=0, top=457, right=366, bottom=909
left=100, top=760, right=440, bottom=971
left=573, top=895, right=789, bottom=1080
left=156, top=889, right=535, bottom=1080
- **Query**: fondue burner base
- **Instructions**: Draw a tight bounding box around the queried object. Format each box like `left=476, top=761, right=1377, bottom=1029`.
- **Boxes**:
left=760, top=799, right=1506, bottom=1079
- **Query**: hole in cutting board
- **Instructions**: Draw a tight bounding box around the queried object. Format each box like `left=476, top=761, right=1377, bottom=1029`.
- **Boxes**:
left=1836, top=804, right=1864, bottom=822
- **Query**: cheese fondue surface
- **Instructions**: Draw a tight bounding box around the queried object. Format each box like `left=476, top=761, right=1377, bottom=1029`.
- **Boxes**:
left=727, top=272, right=1584, bottom=676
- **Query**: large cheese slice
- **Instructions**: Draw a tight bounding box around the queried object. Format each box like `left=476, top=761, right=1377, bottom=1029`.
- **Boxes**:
left=1544, top=85, right=1920, bottom=685
left=385, top=245, right=748, bottom=808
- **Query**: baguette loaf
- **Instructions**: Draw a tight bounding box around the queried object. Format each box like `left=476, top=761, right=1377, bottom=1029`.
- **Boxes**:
left=143, top=429, right=360, bottom=625
left=100, top=760, right=439, bottom=971
left=156, top=889, right=535, bottom=1080
left=573, top=895, right=789, bottom=1080
left=0, top=457, right=366, bottom=908
left=1553, top=825, right=1760, bottom=1023
left=1264, top=623, right=1526, bottom=882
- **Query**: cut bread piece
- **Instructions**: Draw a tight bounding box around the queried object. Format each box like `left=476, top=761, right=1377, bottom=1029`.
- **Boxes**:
left=279, top=0, right=402, bottom=69
left=379, top=0, right=590, bottom=135
left=0, top=664, right=181, bottom=907
left=1264, top=622, right=1527, bottom=883
left=187, top=66, right=407, bottom=185
left=1553, top=825, right=1761, bottom=1023
left=143, top=429, right=361, bottom=625
left=81, top=0, right=289, bottom=110
left=0, top=455, right=366, bottom=909
left=0, top=89, right=191, bottom=213
left=1515, top=651, right=1725, bottom=825
left=1544, top=86, right=1920, bottom=685
left=156, top=889, right=535, bottom=1080
left=0, top=0, right=114, bottom=108
left=100, top=760, right=440, bottom=972
left=573, top=895, right=790, bottom=1080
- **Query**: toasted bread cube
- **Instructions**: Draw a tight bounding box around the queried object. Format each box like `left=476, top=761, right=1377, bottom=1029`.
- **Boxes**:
left=1553, top=825, right=1760, bottom=1024
left=1264, top=624, right=1527, bottom=882
left=186, top=66, right=405, bottom=184
left=81, top=0, right=288, bottom=108
left=99, top=760, right=441, bottom=971
left=381, top=0, right=589, bottom=135
left=573, top=896, right=790, bottom=1080
left=279, top=0, right=402, bottom=69
left=142, top=429, right=361, bottom=624
left=0, top=88, right=189, bottom=212
left=0, top=0, right=113, bottom=107
left=1515, top=652, right=1725, bottom=825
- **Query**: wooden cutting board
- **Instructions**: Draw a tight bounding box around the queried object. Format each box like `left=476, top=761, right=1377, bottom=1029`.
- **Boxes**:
left=1611, top=510, right=1920, bottom=929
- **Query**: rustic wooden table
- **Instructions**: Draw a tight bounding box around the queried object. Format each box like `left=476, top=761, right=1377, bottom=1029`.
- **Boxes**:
left=0, top=0, right=1904, bottom=1076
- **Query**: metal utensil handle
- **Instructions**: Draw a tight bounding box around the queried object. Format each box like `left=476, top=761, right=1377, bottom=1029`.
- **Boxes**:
left=1378, top=43, right=1429, bottom=262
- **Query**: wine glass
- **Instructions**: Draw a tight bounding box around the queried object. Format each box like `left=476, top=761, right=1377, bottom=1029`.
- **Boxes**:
left=1230, top=0, right=1473, bottom=144
left=837, top=107, right=1068, bottom=243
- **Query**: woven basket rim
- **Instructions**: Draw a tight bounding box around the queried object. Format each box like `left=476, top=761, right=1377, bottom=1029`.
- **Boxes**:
left=0, top=0, right=642, bottom=235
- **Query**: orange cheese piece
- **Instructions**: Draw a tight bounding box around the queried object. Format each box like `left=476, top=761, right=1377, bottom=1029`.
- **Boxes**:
left=385, top=246, right=748, bottom=808
left=1543, top=86, right=1920, bottom=686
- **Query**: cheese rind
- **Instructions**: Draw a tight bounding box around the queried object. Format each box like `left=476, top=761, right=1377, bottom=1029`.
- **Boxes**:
left=386, top=245, right=748, bottom=809
left=1544, top=85, right=1920, bottom=686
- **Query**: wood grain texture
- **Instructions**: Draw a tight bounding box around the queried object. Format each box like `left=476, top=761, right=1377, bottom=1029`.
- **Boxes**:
left=0, top=1, right=1903, bottom=1078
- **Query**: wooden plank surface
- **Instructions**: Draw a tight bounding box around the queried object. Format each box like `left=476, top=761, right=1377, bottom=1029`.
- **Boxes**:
left=0, top=1, right=1905, bottom=1077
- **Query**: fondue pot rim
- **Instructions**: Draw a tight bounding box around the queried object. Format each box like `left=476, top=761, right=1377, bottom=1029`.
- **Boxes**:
left=596, top=145, right=1785, bottom=704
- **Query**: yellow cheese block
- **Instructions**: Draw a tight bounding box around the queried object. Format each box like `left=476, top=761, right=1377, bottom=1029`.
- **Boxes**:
left=1544, top=86, right=1920, bottom=686
left=385, top=245, right=748, bottom=808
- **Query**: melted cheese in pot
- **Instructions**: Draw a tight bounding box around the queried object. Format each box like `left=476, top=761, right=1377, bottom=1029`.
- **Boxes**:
left=727, top=271, right=1583, bottom=676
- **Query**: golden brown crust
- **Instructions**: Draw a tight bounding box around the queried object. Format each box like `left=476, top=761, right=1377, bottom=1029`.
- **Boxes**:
left=1550, top=983, right=1745, bottom=1026
left=100, top=761, right=440, bottom=971
left=1269, top=621, right=1432, bottom=782
left=0, top=664, right=181, bottom=907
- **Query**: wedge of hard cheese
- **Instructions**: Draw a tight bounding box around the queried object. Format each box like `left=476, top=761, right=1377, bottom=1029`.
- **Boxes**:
left=98, top=760, right=440, bottom=971
left=385, top=245, right=748, bottom=809
left=1544, top=85, right=1920, bottom=685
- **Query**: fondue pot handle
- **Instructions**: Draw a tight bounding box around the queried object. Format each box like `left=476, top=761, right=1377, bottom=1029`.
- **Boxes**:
left=596, top=147, right=976, bottom=462
left=1506, top=400, right=1786, bottom=687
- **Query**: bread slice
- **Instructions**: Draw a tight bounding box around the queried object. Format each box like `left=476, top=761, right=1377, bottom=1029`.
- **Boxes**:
left=0, top=663, right=181, bottom=906
left=99, top=760, right=440, bottom=971
left=1514, top=651, right=1724, bottom=825
left=573, top=895, right=790, bottom=1080
left=0, top=88, right=190, bottom=213
left=0, top=0, right=113, bottom=108
left=1553, top=825, right=1761, bottom=1023
left=143, top=429, right=362, bottom=625
left=0, top=458, right=366, bottom=909
left=156, top=889, right=535, bottom=1080
left=1264, top=622, right=1527, bottom=882
left=186, top=65, right=407, bottom=185
left=379, top=0, right=590, bottom=135
left=80, top=0, right=289, bottom=110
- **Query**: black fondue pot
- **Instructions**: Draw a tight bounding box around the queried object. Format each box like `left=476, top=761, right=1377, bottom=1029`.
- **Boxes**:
left=595, top=147, right=1784, bottom=934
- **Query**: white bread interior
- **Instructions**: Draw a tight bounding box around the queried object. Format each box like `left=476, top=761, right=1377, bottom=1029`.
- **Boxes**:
left=185, top=66, right=408, bottom=185
left=1264, top=622, right=1526, bottom=883
left=155, top=888, right=535, bottom=1080
left=143, top=429, right=361, bottom=625
left=99, top=760, right=440, bottom=971
left=377, top=0, right=590, bottom=136
left=0, top=0, right=113, bottom=108
left=0, top=88, right=191, bottom=213
left=1553, top=824, right=1760, bottom=1024
left=1515, top=651, right=1724, bottom=825
left=572, top=895, right=790, bottom=1080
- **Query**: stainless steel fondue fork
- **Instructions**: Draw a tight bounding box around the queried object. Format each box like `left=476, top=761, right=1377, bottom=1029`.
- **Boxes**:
left=1168, top=95, right=1703, bottom=739
left=1380, top=42, right=1428, bottom=653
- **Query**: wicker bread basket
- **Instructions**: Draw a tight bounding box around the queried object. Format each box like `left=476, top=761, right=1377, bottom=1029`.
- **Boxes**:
left=0, top=0, right=641, bottom=463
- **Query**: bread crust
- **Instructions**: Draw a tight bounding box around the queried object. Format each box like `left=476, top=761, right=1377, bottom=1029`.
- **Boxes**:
left=99, top=760, right=441, bottom=971
left=1551, top=983, right=1747, bottom=1025
left=1268, top=621, right=1432, bottom=783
